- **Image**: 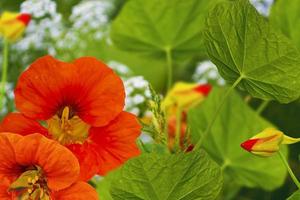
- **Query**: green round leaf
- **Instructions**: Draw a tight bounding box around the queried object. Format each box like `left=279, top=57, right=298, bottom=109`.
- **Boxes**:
left=109, top=151, right=223, bottom=200
left=188, top=87, right=288, bottom=190
left=204, top=0, right=300, bottom=103
left=270, top=0, right=300, bottom=51
left=111, top=0, right=219, bottom=60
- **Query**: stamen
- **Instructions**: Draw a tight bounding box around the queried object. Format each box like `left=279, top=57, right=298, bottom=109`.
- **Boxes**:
left=27, top=177, right=32, bottom=183
left=61, top=106, right=70, bottom=129
left=47, top=106, right=90, bottom=145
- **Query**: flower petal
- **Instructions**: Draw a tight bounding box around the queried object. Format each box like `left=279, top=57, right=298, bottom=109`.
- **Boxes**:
left=0, top=12, right=28, bottom=41
left=0, top=133, right=21, bottom=182
left=15, top=56, right=125, bottom=127
left=73, top=57, right=125, bottom=126
left=14, top=134, right=80, bottom=191
left=0, top=113, right=48, bottom=136
left=51, top=181, right=98, bottom=200
left=0, top=178, right=11, bottom=200
left=68, top=111, right=141, bottom=180
left=15, top=56, right=76, bottom=120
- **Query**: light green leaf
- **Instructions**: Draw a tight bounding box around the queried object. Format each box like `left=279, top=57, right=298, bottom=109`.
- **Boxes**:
left=111, top=0, right=219, bottom=60
left=188, top=87, right=288, bottom=190
left=287, top=190, right=300, bottom=200
left=270, top=0, right=300, bottom=51
left=204, top=0, right=300, bottom=103
left=110, top=151, right=223, bottom=200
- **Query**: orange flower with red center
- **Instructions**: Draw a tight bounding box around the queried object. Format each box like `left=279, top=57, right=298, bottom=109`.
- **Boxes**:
left=0, top=12, right=31, bottom=41
left=1, top=56, right=141, bottom=180
left=0, top=133, right=97, bottom=199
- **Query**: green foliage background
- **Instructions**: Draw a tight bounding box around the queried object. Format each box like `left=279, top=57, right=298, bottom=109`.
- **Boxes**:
left=2, top=0, right=300, bottom=199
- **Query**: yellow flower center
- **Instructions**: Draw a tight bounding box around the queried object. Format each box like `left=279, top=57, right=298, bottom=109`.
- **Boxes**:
left=9, top=166, right=50, bottom=200
left=47, top=106, right=90, bottom=145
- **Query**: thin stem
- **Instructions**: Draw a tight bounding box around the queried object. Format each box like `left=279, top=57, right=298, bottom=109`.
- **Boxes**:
left=194, top=76, right=243, bottom=150
left=138, top=139, right=149, bottom=153
left=175, top=108, right=183, bottom=151
left=0, top=40, right=9, bottom=111
left=256, top=100, right=270, bottom=115
left=165, top=47, right=173, bottom=91
left=278, top=150, right=300, bottom=189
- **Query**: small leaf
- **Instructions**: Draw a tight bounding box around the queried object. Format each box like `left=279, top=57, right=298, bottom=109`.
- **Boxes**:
left=204, top=0, right=300, bottom=103
left=109, top=151, right=223, bottom=200
left=188, top=87, right=288, bottom=190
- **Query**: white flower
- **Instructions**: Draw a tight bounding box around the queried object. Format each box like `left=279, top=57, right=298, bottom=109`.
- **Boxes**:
left=193, top=60, right=225, bottom=85
left=250, top=0, right=274, bottom=16
left=70, top=1, right=112, bottom=36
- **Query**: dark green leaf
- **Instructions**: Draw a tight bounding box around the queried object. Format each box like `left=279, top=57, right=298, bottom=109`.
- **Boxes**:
left=205, top=0, right=300, bottom=103
left=110, top=151, right=223, bottom=200
left=189, top=87, right=288, bottom=190
left=287, top=189, right=300, bottom=200
left=111, top=0, right=219, bottom=60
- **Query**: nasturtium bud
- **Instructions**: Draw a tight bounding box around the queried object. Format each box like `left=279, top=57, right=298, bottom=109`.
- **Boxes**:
left=241, top=128, right=300, bottom=157
left=0, top=12, right=31, bottom=41
left=162, top=82, right=211, bottom=116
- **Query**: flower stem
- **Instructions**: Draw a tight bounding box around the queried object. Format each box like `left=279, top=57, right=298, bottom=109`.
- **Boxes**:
left=194, top=76, right=243, bottom=150
left=256, top=100, right=270, bottom=115
left=0, top=39, right=9, bottom=111
left=165, top=47, right=173, bottom=91
left=278, top=150, right=300, bottom=189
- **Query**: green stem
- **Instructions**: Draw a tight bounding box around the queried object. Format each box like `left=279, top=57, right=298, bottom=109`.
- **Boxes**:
left=165, top=47, right=173, bottom=91
left=138, top=139, right=149, bottom=153
left=175, top=107, right=183, bottom=151
left=0, top=39, right=9, bottom=111
left=194, top=76, right=243, bottom=150
left=278, top=150, right=300, bottom=189
left=256, top=100, right=270, bottom=115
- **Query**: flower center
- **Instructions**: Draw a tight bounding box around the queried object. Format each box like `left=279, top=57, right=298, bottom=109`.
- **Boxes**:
left=9, top=166, right=50, bottom=200
left=47, top=106, right=90, bottom=145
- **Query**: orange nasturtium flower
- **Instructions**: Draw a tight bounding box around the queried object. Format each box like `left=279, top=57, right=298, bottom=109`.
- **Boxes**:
left=0, top=56, right=141, bottom=181
left=241, top=128, right=300, bottom=157
left=0, top=133, right=97, bottom=199
left=0, top=12, right=31, bottom=41
left=162, top=82, right=211, bottom=151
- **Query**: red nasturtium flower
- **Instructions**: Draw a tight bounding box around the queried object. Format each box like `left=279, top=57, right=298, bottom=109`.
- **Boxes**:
left=0, top=133, right=97, bottom=199
left=0, top=56, right=141, bottom=181
left=162, top=82, right=211, bottom=151
left=0, top=12, right=31, bottom=41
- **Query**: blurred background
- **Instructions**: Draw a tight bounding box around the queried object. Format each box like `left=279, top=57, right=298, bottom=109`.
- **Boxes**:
left=1, top=0, right=300, bottom=199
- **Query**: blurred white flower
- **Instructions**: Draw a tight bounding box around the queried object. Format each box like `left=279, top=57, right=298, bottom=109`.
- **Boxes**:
left=250, top=0, right=274, bottom=16
left=70, top=1, right=112, bottom=36
left=107, top=61, right=132, bottom=78
left=10, top=0, right=64, bottom=65
left=193, top=60, right=225, bottom=86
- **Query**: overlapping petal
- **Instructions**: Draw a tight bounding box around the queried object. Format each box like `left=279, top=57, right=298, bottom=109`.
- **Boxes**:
left=14, top=134, right=80, bottom=191
left=68, top=111, right=141, bottom=180
left=0, top=113, right=48, bottom=136
left=15, top=55, right=125, bottom=127
left=0, top=111, right=142, bottom=181
left=0, top=178, right=12, bottom=199
left=0, top=133, right=21, bottom=182
left=52, top=181, right=98, bottom=200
